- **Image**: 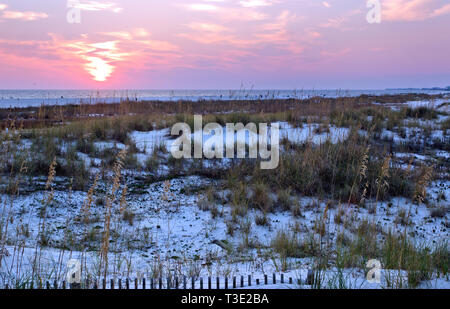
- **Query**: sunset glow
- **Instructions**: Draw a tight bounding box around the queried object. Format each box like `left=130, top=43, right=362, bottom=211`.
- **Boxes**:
left=85, top=57, right=114, bottom=82
left=0, top=0, right=449, bottom=88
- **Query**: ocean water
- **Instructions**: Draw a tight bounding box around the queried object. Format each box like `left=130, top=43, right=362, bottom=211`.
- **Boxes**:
left=0, top=89, right=448, bottom=108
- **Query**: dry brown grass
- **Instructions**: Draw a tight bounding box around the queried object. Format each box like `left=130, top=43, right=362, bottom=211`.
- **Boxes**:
left=2, top=93, right=440, bottom=130
left=100, top=148, right=127, bottom=280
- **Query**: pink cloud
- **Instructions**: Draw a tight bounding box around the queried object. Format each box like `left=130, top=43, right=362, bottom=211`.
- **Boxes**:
left=69, top=1, right=123, bottom=13
left=319, top=9, right=361, bottom=30
left=430, top=3, right=450, bottom=16
left=321, top=17, right=347, bottom=28
left=0, top=3, right=48, bottom=21
left=2, top=10, right=48, bottom=21
left=383, top=0, right=450, bottom=21
left=178, top=31, right=257, bottom=46
left=178, top=7, right=306, bottom=59
left=239, top=0, right=278, bottom=8
left=257, top=11, right=307, bottom=52
left=185, top=3, right=219, bottom=11
left=178, top=1, right=268, bottom=21
left=187, top=22, right=230, bottom=33
left=222, top=8, right=268, bottom=21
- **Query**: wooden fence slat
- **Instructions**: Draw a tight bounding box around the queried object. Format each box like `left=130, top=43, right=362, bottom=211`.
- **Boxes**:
left=225, top=277, right=228, bottom=289
left=142, top=278, right=146, bottom=289
left=135, top=278, right=138, bottom=290
left=191, top=277, right=195, bottom=289
left=151, top=278, right=154, bottom=290
left=208, top=277, right=211, bottom=289
left=233, top=276, right=236, bottom=289
left=167, top=277, right=170, bottom=290
left=273, top=273, right=276, bottom=284
left=256, top=279, right=260, bottom=285
left=248, top=275, right=251, bottom=286
left=159, top=278, right=162, bottom=289
left=216, top=277, right=220, bottom=289
left=281, top=274, right=284, bottom=284
left=289, top=277, right=292, bottom=284
left=126, top=278, right=130, bottom=290
left=183, top=276, right=187, bottom=289
left=200, top=277, right=203, bottom=289
left=306, top=270, right=314, bottom=285
left=240, top=276, right=244, bottom=288
left=264, top=274, right=268, bottom=285
left=111, top=279, right=114, bottom=290
left=175, top=277, right=179, bottom=289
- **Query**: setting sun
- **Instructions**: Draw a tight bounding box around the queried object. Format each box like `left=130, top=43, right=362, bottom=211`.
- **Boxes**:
left=85, top=56, right=114, bottom=82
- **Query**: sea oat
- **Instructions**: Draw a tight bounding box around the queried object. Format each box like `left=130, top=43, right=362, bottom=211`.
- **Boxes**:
left=100, top=148, right=127, bottom=280
left=119, top=185, right=128, bottom=214
left=81, top=173, right=99, bottom=223
left=414, top=165, right=433, bottom=204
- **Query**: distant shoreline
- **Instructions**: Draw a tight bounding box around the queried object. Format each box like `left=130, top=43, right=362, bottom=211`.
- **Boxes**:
left=386, top=87, right=450, bottom=91
left=1, top=92, right=449, bottom=131
left=0, top=89, right=449, bottom=109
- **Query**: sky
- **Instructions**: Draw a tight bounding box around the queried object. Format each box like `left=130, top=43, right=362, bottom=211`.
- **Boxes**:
left=0, top=0, right=449, bottom=89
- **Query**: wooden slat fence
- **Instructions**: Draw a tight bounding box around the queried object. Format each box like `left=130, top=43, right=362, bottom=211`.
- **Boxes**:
left=3, top=273, right=303, bottom=290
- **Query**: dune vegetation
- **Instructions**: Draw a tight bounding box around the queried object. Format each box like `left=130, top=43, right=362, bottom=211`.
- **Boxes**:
left=0, top=93, right=448, bottom=289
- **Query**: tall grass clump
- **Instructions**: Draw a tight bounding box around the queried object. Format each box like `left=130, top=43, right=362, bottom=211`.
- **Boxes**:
left=252, top=129, right=415, bottom=202
left=99, top=148, right=127, bottom=281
